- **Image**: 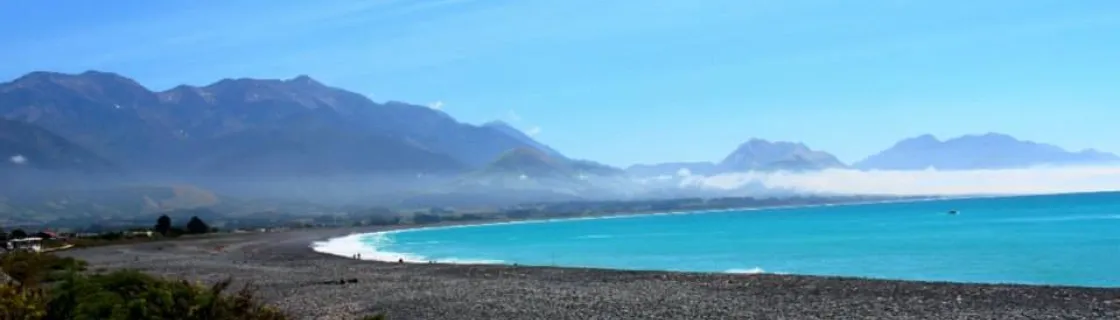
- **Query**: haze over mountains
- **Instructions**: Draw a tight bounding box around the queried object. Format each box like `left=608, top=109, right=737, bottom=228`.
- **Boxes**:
left=625, top=135, right=1118, bottom=178
left=3, top=71, right=1119, bottom=207
left=0, top=71, right=546, bottom=175
left=853, top=133, right=1120, bottom=171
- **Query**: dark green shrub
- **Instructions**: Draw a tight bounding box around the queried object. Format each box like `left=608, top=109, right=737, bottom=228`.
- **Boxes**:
left=2, top=253, right=387, bottom=320
left=185, top=216, right=210, bottom=235
left=46, top=271, right=287, bottom=320
left=0, top=283, right=49, bottom=319
left=0, top=251, right=87, bottom=287
left=154, top=215, right=172, bottom=236
left=10, top=229, right=28, bottom=239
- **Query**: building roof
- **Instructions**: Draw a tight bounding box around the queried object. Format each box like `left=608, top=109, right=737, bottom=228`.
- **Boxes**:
left=9, top=237, right=42, bottom=242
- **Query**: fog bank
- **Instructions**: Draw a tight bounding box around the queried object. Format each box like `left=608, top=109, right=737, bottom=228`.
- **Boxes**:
left=679, top=165, right=1120, bottom=196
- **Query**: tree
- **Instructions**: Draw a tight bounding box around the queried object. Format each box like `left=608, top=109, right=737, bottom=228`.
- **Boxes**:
left=185, top=216, right=210, bottom=235
left=154, top=215, right=172, bottom=236
left=9, top=229, right=27, bottom=240
left=413, top=213, right=442, bottom=224
left=366, top=215, right=400, bottom=226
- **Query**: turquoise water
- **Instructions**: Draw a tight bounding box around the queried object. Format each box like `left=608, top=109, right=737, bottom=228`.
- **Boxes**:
left=360, top=192, right=1120, bottom=287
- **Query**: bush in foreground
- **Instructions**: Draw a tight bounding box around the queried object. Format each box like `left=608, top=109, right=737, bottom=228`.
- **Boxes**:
left=2, top=253, right=385, bottom=319
left=45, top=271, right=287, bottom=320
left=0, top=251, right=88, bottom=287
left=1, top=270, right=287, bottom=320
left=0, top=284, right=49, bottom=320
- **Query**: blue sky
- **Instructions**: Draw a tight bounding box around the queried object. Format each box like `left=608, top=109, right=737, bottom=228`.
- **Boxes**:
left=1, top=0, right=1118, bottom=167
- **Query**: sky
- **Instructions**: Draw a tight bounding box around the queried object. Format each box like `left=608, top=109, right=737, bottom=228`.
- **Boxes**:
left=1, top=0, right=1119, bottom=167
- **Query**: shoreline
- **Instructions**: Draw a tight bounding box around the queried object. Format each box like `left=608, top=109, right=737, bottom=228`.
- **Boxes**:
left=312, top=194, right=1096, bottom=288
left=311, top=195, right=963, bottom=263
left=59, top=227, right=1120, bottom=319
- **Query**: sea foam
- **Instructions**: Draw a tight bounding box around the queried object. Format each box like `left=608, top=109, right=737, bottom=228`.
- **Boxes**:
left=724, top=268, right=767, bottom=274
left=311, top=232, right=504, bottom=264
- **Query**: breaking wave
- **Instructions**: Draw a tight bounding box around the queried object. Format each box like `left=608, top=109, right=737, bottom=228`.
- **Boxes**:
left=311, top=232, right=503, bottom=264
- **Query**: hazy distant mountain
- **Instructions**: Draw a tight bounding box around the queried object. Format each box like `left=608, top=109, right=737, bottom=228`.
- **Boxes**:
left=408, top=148, right=583, bottom=207
left=194, top=114, right=466, bottom=175
left=478, top=148, right=572, bottom=177
left=483, top=121, right=564, bottom=159
left=626, top=162, right=719, bottom=177
left=0, top=71, right=562, bottom=175
left=0, top=118, right=116, bottom=172
left=402, top=148, right=632, bottom=207
left=855, top=133, right=1120, bottom=170
left=627, top=140, right=844, bottom=177
left=718, top=139, right=846, bottom=172
left=0, top=71, right=189, bottom=168
left=482, top=121, right=622, bottom=176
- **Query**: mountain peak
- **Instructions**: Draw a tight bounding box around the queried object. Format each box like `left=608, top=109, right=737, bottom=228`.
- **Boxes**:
left=912, top=134, right=939, bottom=141
left=482, top=120, right=566, bottom=160
left=857, top=133, right=1118, bottom=170
left=477, top=146, right=622, bottom=180
left=958, top=132, right=1016, bottom=141
left=738, top=138, right=809, bottom=149
left=78, top=70, right=124, bottom=78
left=206, top=77, right=278, bottom=88
left=741, top=138, right=775, bottom=146
left=483, top=147, right=565, bottom=175
left=483, top=120, right=515, bottom=129
left=720, top=138, right=844, bottom=172
left=893, top=134, right=940, bottom=148
left=1, top=70, right=578, bottom=178
left=286, top=75, right=323, bottom=87
left=10, top=70, right=139, bottom=87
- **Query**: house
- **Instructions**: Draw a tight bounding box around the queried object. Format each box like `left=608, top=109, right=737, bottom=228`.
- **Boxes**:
left=8, top=237, right=43, bottom=252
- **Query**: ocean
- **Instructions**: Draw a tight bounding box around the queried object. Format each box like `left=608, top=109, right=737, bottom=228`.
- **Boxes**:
left=313, top=192, right=1120, bottom=287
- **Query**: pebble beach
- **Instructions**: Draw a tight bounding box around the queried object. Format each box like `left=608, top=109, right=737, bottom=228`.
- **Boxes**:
left=59, top=227, right=1120, bottom=320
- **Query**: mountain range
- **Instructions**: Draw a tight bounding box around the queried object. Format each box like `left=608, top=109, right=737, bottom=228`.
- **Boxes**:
left=3, top=70, right=1119, bottom=206
left=853, top=133, right=1119, bottom=170
left=0, top=71, right=638, bottom=207
left=0, top=118, right=116, bottom=172
left=626, top=135, right=1119, bottom=177
left=0, top=71, right=597, bottom=177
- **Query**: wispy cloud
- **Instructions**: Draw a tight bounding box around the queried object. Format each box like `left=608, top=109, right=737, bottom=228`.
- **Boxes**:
left=525, top=126, right=542, bottom=136
left=500, top=109, right=542, bottom=137
left=681, top=166, right=1120, bottom=196
left=428, top=101, right=444, bottom=110
left=506, top=110, right=522, bottom=123
left=9, top=154, right=27, bottom=165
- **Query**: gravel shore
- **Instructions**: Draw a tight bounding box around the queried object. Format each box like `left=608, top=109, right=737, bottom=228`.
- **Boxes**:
left=60, top=227, right=1120, bottom=320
